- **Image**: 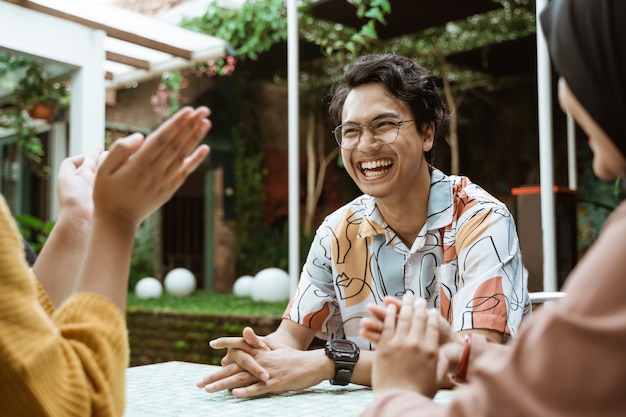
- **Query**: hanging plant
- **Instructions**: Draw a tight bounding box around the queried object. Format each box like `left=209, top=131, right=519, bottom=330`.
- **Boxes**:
left=13, top=61, right=70, bottom=114
left=0, top=52, right=71, bottom=177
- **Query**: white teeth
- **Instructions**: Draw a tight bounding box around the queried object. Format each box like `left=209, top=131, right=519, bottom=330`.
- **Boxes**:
left=364, top=169, right=387, bottom=177
left=360, top=159, right=392, bottom=170
left=360, top=159, right=392, bottom=177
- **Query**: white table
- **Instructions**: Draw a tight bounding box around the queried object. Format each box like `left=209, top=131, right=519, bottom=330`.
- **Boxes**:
left=125, top=361, right=453, bottom=416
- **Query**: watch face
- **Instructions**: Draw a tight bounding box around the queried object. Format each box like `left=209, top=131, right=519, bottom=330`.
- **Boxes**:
left=331, top=340, right=356, bottom=352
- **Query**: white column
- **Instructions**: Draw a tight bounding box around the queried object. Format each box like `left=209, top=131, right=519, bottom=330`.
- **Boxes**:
left=287, top=0, right=300, bottom=296
left=536, top=0, right=558, bottom=291
left=68, top=30, right=106, bottom=156
left=567, top=114, right=577, bottom=190
left=50, top=122, right=67, bottom=219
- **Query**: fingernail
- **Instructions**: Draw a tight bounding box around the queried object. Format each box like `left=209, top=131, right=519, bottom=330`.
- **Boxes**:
left=414, top=297, right=426, bottom=307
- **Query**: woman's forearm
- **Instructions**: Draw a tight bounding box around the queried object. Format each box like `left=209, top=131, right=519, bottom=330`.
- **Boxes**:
left=73, top=213, right=137, bottom=312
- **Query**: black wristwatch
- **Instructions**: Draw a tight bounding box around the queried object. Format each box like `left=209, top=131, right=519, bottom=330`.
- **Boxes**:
left=325, top=338, right=360, bottom=386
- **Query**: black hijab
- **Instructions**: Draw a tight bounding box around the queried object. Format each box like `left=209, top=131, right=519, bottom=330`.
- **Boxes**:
left=22, top=237, right=37, bottom=267
left=540, top=0, right=626, bottom=156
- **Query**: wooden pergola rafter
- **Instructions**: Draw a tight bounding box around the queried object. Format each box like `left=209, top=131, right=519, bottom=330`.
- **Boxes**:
left=2, top=0, right=228, bottom=90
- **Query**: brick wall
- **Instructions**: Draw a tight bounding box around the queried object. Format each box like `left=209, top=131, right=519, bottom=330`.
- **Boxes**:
left=127, top=310, right=281, bottom=366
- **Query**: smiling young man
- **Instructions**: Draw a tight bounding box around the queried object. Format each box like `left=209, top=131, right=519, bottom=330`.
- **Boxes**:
left=197, top=54, right=530, bottom=397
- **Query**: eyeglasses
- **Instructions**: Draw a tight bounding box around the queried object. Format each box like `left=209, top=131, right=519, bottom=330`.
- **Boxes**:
left=333, top=119, right=417, bottom=149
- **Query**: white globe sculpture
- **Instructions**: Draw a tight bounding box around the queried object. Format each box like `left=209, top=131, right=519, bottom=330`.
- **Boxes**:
left=164, top=268, right=196, bottom=296
left=135, top=277, right=163, bottom=299
left=233, top=275, right=255, bottom=298
left=251, top=268, right=290, bottom=303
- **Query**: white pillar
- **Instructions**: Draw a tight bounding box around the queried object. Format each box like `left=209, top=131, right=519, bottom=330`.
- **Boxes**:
left=536, top=0, right=558, bottom=291
left=287, top=0, right=300, bottom=296
left=68, top=30, right=106, bottom=156
left=50, top=122, right=67, bottom=219
left=567, top=114, right=577, bottom=190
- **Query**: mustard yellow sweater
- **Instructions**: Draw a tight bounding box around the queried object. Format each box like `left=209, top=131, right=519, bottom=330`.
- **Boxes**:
left=0, top=196, right=129, bottom=417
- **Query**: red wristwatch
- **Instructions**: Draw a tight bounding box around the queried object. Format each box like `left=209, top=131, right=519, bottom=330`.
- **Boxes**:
left=451, top=334, right=472, bottom=384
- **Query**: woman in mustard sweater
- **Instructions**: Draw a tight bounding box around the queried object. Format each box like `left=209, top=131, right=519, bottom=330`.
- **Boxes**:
left=0, top=106, right=211, bottom=417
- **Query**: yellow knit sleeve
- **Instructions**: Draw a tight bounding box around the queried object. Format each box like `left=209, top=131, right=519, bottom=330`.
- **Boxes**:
left=0, top=196, right=129, bottom=417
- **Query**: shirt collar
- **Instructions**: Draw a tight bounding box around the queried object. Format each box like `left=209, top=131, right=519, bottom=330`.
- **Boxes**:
left=425, top=168, right=455, bottom=230
left=358, top=168, right=454, bottom=239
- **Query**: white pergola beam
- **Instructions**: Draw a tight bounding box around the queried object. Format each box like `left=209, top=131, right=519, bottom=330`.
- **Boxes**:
left=3, top=0, right=228, bottom=91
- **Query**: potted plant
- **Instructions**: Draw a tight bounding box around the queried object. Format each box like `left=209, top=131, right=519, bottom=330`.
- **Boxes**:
left=0, top=52, right=70, bottom=176
left=12, top=59, right=70, bottom=121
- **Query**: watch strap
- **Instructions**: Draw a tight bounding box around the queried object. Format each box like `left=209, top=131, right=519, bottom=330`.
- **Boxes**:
left=330, top=360, right=356, bottom=386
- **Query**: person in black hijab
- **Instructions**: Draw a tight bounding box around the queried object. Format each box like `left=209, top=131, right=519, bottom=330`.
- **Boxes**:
left=540, top=0, right=626, bottom=158
left=359, top=1, right=626, bottom=416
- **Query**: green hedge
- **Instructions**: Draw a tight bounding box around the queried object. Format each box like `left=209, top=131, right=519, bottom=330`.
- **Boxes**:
left=126, top=291, right=287, bottom=366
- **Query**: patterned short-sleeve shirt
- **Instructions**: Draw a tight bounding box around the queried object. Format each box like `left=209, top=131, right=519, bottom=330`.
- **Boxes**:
left=283, top=169, right=531, bottom=349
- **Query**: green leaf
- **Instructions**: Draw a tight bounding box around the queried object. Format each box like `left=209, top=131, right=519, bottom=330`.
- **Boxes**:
left=374, top=0, right=392, bottom=14
left=359, top=21, right=379, bottom=40
left=364, top=7, right=386, bottom=24
left=345, top=41, right=357, bottom=54
left=352, top=33, right=366, bottom=45
left=14, top=214, right=42, bottom=228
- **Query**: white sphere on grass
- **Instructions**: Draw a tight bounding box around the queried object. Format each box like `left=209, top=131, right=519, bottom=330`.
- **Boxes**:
left=164, top=268, right=196, bottom=296
left=251, top=267, right=290, bottom=303
left=135, top=277, right=163, bottom=299
left=233, top=275, right=255, bottom=297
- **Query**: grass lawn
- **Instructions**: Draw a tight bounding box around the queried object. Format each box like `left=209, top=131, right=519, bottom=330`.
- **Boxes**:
left=126, top=290, right=287, bottom=317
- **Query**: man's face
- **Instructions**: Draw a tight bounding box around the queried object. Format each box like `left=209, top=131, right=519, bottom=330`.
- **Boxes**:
left=339, top=82, right=433, bottom=200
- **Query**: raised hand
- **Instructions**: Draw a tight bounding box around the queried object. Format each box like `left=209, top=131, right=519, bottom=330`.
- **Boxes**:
left=74, top=106, right=211, bottom=311
left=368, top=294, right=440, bottom=397
left=56, top=145, right=107, bottom=221
left=93, top=106, right=211, bottom=229
left=34, top=146, right=107, bottom=305
left=361, top=295, right=466, bottom=387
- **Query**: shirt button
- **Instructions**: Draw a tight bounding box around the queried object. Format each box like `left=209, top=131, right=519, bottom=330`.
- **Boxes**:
left=407, top=259, right=415, bottom=267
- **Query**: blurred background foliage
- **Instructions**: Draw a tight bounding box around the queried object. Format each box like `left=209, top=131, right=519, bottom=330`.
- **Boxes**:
left=17, top=0, right=620, bottom=291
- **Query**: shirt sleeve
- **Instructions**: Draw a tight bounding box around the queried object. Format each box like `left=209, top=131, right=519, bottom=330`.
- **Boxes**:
left=0, top=197, right=128, bottom=417
left=447, top=193, right=530, bottom=338
left=283, top=222, right=344, bottom=339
